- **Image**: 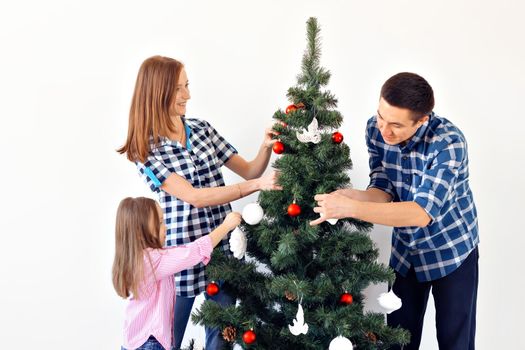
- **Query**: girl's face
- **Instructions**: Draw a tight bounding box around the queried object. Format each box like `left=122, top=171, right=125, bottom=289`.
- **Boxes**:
left=171, top=67, right=191, bottom=117
left=155, top=203, right=166, bottom=245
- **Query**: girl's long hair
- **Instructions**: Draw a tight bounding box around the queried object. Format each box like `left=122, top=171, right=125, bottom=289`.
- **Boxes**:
left=112, top=197, right=163, bottom=299
left=117, top=56, right=183, bottom=163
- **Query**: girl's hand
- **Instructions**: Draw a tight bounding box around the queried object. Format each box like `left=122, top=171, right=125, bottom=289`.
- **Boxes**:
left=223, top=212, right=242, bottom=230
left=263, top=126, right=279, bottom=149
left=258, top=171, right=283, bottom=191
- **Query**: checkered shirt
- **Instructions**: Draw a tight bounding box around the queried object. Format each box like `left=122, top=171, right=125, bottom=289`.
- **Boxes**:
left=136, top=117, right=237, bottom=297
left=366, top=113, right=479, bottom=282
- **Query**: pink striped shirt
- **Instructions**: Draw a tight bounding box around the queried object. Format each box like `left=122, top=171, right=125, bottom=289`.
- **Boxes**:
left=122, top=235, right=213, bottom=350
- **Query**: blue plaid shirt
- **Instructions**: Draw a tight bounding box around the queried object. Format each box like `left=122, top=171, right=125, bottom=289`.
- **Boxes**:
left=366, top=113, right=479, bottom=282
left=136, top=117, right=237, bottom=297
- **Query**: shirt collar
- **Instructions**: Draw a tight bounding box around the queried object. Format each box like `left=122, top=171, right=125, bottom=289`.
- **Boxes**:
left=150, top=116, right=196, bottom=149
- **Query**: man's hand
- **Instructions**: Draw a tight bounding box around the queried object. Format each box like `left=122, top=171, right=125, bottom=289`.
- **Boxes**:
left=332, top=188, right=356, bottom=199
left=310, top=192, right=359, bottom=226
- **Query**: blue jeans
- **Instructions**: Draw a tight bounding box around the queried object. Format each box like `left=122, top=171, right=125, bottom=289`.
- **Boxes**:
left=121, top=336, right=167, bottom=350
left=173, top=281, right=234, bottom=350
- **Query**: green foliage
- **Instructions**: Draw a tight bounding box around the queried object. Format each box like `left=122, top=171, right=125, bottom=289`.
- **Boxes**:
left=193, top=17, right=409, bottom=349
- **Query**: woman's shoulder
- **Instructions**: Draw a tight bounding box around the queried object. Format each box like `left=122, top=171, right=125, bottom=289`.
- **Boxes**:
left=185, top=117, right=211, bottom=129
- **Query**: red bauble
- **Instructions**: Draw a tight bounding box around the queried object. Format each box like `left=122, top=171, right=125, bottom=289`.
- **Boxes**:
left=242, top=329, right=257, bottom=344
left=280, top=121, right=288, bottom=127
left=332, top=131, right=344, bottom=144
left=285, top=104, right=298, bottom=114
left=206, top=282, right=220, bottom=296
left=273, top=141, right=285, bottom=154
left=287, top=203, right=301, bottom=217
left=339, top=292, right=353, bottom=305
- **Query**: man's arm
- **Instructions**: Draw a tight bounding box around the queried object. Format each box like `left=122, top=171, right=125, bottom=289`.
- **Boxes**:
left=310, top=193, right=431, bottom=227
left=349, top=200, right=431, bottom=227
left=334, top=187, right=392, bottom=203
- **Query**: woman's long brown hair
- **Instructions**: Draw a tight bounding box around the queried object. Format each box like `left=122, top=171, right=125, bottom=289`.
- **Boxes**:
left=112, top=197, right=163, bottom=299
left=117, top=56, right=183, bottom=163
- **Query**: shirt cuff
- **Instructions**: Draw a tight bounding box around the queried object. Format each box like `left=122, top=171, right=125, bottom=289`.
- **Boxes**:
left=218, top=145, right=238, bottom=167
left=413, top=194, right=438, bottom=222
left=367, top=180, right=396, bottom=199
left=194, top=235, right=213, bottom=265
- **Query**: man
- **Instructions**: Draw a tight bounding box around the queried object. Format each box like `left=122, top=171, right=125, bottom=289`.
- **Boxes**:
left=311, top=72, right=479, bottom=350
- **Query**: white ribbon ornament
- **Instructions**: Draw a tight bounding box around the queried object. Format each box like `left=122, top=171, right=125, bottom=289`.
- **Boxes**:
left=378, top=289, right=402, bottom=314
left=329, top=336, right=354, bottom=350
left=296, top=117, right=322, bottom=144
left=320, top=212, right=338, bottom=225
left=229, top=227, right=247, bottom=259
left=288, top=303, right=309, bottom=336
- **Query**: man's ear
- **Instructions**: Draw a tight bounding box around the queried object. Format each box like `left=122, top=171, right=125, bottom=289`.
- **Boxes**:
left=417, top=115, right=430, bottom=126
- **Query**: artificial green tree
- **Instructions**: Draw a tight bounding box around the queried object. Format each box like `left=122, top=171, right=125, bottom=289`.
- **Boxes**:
left=193, top=17, right=409, bottom=350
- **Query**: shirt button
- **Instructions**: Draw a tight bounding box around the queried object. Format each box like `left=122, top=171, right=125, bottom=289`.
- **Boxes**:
left=405, top=178, right=410, bottom=183
left=402, top=156, right=408, bottom=160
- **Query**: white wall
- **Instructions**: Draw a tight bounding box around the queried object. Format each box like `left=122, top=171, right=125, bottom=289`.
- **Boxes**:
left=1, top=0, right=523, bottom=349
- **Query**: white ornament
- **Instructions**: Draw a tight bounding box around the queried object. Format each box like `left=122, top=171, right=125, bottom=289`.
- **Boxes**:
left=229, top=227, right=247, bottom=259
left=296, top=117, right=322, bottom=144
left=378, top=289, right=402, bottom=314
left=329, top=336, right=354, bottom=350
left=288, top=303, right=309, bottom=336
left=242, top=203, right=264, bottom=225
left=320, top=212, right=338, bottom=225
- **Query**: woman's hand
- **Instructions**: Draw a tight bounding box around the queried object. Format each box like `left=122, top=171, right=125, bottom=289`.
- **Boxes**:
left=263, top=126, right=279, bottom=149
left=257, top=171, right=283, bottom=191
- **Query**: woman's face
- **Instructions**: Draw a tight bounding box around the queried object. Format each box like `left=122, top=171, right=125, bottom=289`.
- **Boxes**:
left=171, top=67, right=191, bottom=117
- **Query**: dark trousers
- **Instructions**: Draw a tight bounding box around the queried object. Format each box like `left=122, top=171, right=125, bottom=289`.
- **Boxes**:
left=173, top=281, right=234, bottom=350
left=387, top=247, right=479, bottom=350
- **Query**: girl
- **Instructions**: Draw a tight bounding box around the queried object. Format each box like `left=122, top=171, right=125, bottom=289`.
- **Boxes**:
left=112, top=197, right=242, bottom=350
left=118, top=56, right=281, bottom=349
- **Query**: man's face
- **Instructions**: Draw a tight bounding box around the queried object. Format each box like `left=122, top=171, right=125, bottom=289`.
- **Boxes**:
left=376, top=97, right=429, bottom=145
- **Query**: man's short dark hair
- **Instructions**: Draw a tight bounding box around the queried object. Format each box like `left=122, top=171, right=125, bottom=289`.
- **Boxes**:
left=381, top=72, right=435, bottom=119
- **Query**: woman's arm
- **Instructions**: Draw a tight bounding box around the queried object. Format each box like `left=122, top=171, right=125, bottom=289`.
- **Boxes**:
left=225, top=126, right=277, bottom=180
left=160, top=171, right=280, bottom=208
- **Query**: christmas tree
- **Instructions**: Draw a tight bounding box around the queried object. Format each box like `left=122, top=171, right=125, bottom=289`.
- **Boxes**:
left=193, top=17, right=409, bottom=350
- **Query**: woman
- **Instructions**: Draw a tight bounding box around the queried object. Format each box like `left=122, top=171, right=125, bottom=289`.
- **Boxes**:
left=118, top=55, right=280, bottom=349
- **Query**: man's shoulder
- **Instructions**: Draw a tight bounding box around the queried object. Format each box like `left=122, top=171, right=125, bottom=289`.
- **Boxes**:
left=427, top=114, right=466, bottom=145
left=366, top=116, right=379, bottom=138
left=366, top=115, right=377, bottom=129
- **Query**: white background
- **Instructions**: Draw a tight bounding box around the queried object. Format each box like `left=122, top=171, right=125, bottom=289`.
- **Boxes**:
left=1, top=0, right=524, bottom=349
